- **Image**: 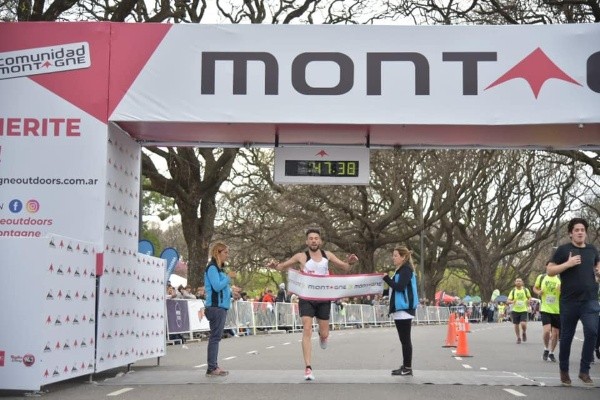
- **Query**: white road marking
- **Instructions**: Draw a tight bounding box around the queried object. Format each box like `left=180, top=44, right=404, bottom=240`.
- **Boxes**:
left=266, top=346, right=275, bottom=349
left=247, top=350, right=258, bottom=355
left=193, top=363, right=207, bottom=368
left=282, top=342, right=291, bottom=345
left=107, top=388, right=134, bottom=396
left=503, top=388, right=526, bottom=397
left=480, top=367, right=488, bottom=370
left=462, top=364, right=472, bottom=369
left=506, top=371, right=540, bottom=386
left=224, top=356, right=237, bottom=360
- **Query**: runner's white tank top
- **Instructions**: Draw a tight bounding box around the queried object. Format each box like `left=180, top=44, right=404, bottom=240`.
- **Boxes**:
left=304, top=253, right=329, bottom=275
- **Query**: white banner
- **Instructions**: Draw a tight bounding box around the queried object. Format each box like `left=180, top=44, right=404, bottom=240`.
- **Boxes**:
left=0, top=235, right=97, bottom=391
left=112, top=23, right=600, bottom=125
left=187, top=300, right=210, bottom=331
left=287, top=269, right=385, bottom=301
left=0, top=68, right=107, bottom=244
left=95, top=253, right=166, bottom=373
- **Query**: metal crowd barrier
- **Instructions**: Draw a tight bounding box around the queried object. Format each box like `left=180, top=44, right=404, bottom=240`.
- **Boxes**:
left=166, top=300, right=483, bottom=341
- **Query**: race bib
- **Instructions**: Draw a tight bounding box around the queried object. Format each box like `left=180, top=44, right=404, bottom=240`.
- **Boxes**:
left=516, top=300, right=525, bottom=308
left=545, top=295, right=556, bottom=304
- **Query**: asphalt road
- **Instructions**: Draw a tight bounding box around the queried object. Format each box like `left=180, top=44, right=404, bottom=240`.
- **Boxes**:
left=1, top=321, right=598, bottom=399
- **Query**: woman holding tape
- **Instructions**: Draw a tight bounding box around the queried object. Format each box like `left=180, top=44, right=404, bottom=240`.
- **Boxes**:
left=384, top=245, right=419, bottom=377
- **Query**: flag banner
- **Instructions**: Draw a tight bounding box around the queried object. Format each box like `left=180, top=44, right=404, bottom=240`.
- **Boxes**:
left=187, top=299, right=210, bottom=331
left=166, top=299, right=190, bottom=334
left=138, top=240, right=155, bottom=256
left=287, top=269, right=385, bottom=301
left=160, top=247, right=180, bottom=278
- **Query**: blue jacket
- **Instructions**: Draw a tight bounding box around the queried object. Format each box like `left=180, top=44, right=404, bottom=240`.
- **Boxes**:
left=204, top=259, right=232, bottom=310
left=383, top=263, right=419, bottom=315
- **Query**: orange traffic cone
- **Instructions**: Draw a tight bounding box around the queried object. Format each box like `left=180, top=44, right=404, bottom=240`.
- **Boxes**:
left=464, top=317, right=471, bottom=333
left=454, top=323, right=473, bottom=357
left=442, top=313, right=458, bottom=348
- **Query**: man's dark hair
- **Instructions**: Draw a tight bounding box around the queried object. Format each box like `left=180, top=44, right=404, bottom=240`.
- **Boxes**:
left=568, top=218, right=588, bottom=233
left=306, top=228, right=321, bottom=237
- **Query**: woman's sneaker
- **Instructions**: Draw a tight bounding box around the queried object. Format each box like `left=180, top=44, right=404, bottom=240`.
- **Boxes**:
left=548, top=353, right=556, bottom=362
left=392, top=366, right=412, bottom=376
left=304, top=366, right=315, bottom=381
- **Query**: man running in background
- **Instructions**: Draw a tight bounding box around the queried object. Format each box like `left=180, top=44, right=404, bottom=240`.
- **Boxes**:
left=533, top=265, right=561, bottom=362
left=267, top=228, right=358, bottom=381
left=508, top=278, right=531, bottom=344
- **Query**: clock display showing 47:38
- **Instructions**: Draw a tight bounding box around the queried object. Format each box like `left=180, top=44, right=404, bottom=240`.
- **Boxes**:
left=284, top=160, right=359, bottom=177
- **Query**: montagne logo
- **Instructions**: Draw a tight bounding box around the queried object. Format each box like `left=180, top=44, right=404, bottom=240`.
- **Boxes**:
left=485, top=48, right=581, bottom=98
left=201, top=47, right=598, bottom=99
left=0, top=42, right=91, bottom=80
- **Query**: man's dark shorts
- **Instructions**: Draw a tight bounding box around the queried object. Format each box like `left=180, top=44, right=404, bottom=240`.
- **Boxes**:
left=511, top=311, right=528, bottom=324
left=299, top=299, right=331, bottom=320
left=540, top=311, right=561, bottom=329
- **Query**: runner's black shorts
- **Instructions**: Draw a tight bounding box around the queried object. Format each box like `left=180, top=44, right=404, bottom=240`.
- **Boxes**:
left=511, top=311, right=528, bottom=324
left=299, top=299, right=331, bottom=320
left=540, top=311, right=561, bottom=329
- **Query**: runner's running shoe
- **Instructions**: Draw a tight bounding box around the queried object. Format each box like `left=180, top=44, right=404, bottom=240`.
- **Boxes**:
left=304, top=367, right=314, bottom=381
left=319, top=336, right=328, bottom=350
left=542, top=350, right=549, bottom=361
left=548, top=353, right=556, bottom=362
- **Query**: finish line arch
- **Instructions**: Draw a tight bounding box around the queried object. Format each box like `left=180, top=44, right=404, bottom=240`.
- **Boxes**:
left=0, top=22, right=599, bottom=391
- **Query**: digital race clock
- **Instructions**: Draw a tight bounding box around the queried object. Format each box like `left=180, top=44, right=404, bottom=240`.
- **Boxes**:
left=285, top=160, right=359, bottom=177
left=274, top=146, right=369, bottom=185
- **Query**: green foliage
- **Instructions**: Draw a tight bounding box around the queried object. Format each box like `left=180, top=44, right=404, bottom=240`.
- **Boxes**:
left=438, top=268, right=473, bottom=298
left=140, top=226, right=162, bottom=257
left=142, top=177, right=179, bottom=221
left=241, top=271, right=282, bottom=300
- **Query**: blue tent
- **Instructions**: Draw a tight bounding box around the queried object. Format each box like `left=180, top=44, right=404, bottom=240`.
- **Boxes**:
left=495, top=295, right=508, bottom=303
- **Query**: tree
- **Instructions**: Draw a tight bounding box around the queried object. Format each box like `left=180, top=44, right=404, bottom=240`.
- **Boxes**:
left=388, top=0, right=600, bottom=24
left=219, top=148, right=452, bottom=273
left=142, top=147, right=238, bottom=289
left=446, top=150, right=577, bottom=301
left=218, top=147, right=487, bottom=304
left=141, top=178, right=179, bottom=223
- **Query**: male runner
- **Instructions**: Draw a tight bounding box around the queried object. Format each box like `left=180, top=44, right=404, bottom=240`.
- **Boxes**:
left=267, top=228, right=358, bottom=380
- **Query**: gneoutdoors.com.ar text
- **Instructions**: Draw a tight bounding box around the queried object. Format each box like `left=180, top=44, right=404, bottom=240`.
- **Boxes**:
left=0, top=176, right=99, bottom=186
